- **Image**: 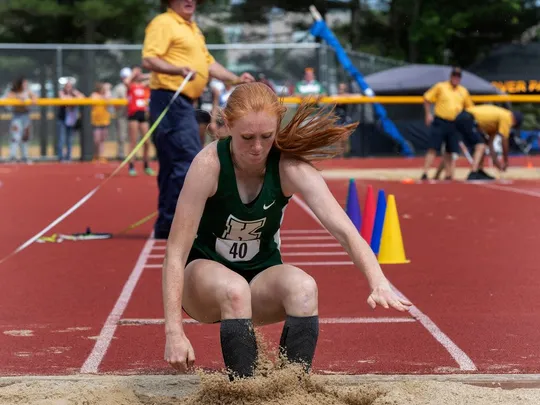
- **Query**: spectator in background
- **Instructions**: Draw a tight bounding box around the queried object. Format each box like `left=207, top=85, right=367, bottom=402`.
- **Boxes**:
left=334, top=82, right=353, bottom=125
left=6, top=77, right=37, bottom=163
left=257, top=73, right=275, bottom=92
left=294, top=67, right=327, bottom=97
left=111, top=67, right=131, bottom=160
left=333, top=82, right=354, bottom=157
left=195, top=82, right=220, bottom=146
left=421, top=67, right=474, bottom=181
left=125, top=66, right=155, bottom=176
left=141, top=0, right=254, bottom=240
left=90, top=82, right=111, bottom=163
left=57, top=80, right=84, bottom=162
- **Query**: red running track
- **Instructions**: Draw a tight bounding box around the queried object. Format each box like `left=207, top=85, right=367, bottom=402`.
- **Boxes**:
left=1, top=162, right=540, bottom=376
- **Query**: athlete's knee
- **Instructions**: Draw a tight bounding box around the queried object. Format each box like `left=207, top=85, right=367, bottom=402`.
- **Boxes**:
left=284, top=271, right=318, bottom=316
left=220, top=279, right=252, bottom=318
left=475, top=143, right=486, bottom=152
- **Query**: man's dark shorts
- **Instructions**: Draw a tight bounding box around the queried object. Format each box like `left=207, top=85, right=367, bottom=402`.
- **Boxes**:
left=455, top=111, right=486, bottom=149
left=428, top=116, right=460, bottom=154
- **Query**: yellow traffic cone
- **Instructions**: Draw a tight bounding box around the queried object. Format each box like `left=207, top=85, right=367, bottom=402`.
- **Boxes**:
left=377, top=194, right=410, bottom=264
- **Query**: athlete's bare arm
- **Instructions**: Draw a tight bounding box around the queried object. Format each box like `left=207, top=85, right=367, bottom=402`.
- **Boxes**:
left=162, top=143, right=219, bottom=371
left=279, top=156, right=411, bottom=312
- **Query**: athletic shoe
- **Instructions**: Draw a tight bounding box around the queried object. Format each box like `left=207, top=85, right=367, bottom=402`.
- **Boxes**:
left=478, top=169, right=495, bottom=180
left=129, top=168, right=137, bottom=176
left=145, top=167, right=155, bottom=176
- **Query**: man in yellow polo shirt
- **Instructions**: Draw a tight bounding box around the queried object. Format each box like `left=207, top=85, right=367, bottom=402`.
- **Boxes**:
left=421, top=67, right=474, bottom=181
left=142, top=0, right=254, bottom=239
left=455, top=105, right=523, bottom=180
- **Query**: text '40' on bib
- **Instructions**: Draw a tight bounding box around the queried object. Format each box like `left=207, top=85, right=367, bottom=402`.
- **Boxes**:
left=215, top=214, right=266, bottom=262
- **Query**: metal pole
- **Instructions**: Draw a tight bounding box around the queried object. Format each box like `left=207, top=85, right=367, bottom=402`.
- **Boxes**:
left=39, top=66, right=48, bottom=158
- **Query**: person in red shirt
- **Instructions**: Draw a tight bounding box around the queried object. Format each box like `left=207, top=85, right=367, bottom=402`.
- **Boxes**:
left=126, top=66, right=154, bottom=176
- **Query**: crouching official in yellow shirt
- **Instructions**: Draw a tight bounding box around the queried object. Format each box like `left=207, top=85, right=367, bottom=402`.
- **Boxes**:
left=455, top=105, right=523, bottom=180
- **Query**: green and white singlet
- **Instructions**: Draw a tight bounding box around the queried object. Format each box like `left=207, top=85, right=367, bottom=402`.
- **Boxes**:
left=188, top=136, right=291, bottom=276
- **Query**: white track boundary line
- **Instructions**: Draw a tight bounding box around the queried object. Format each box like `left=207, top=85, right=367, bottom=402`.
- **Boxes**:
left=282, top=236, right=335, bottom=241
left=148, top=251, right=348, bottom=260
left=117, top=317, right=416, bottom=326
left=281, top=229, right=329, bottom=234
left=282, top=243, right=341, bottom=248
left=290, top=195, right=477, bottom=371
left=389, top=282, right=476, bottom=371
left=80, top=235, right=155, bottom=374
left=152, top=243, right=342, bottom=251
left=144, top=261, right=353, bottom=269
left=476, top=182, right=540, bottom=198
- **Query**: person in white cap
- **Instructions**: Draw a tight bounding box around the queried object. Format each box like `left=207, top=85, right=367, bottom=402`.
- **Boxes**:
left=111, top=67, right=132, bottom=160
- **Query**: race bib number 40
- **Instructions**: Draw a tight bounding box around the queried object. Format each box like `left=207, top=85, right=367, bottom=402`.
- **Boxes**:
left=216, top=215, right=266, bottom=262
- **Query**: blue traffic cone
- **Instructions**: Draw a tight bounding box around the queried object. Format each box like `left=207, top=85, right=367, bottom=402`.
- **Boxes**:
left=346, top=178, right=362, bottom=231
left=370, top=189, right=386, bottom=254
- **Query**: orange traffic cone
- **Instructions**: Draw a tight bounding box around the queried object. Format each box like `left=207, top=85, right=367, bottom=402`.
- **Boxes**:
left=377, top=194, right=410, bottom=264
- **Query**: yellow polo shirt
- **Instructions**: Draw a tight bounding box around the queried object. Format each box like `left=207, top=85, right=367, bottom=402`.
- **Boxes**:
left=142, top=8, right=215, bottom=99
left=466, top=105, right=513, bottom=138
left=424, top=81, right=474, bottom=121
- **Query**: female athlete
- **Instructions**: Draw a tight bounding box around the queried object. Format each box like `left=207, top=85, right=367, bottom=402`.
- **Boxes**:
left=162, top=82, right=412, bottom=380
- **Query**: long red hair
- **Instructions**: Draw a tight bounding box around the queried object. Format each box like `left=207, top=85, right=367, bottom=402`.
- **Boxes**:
left=220, top=82, right=357, bottom=163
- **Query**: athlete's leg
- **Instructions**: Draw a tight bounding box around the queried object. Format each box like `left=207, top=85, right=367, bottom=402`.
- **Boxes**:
left=92, top=127, right=101, bottom=160
left=128, top=119, right=139, bottom=174
left=100, top=127, right=109, bottom=161
left=250, top=264, right=319, bottom=371
left=139, top=120, right=154, bottom=175
left=182, top=259, right=258, bottom=379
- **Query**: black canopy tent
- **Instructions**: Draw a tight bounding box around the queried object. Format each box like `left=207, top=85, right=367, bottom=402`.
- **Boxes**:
left=349, top=64, right=503, bottom=156
left=468, top=43, right=540, bottom=84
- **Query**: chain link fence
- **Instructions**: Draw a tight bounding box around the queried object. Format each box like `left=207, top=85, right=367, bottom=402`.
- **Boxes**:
left=0, top=43, right=405, bottom=161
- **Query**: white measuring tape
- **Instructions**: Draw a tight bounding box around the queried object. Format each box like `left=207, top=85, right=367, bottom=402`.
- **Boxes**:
left=0, top=72, right=194, bottom=266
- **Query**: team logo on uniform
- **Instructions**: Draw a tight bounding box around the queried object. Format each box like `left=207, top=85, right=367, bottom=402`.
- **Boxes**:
left=216, top=214, right=266, bottom=261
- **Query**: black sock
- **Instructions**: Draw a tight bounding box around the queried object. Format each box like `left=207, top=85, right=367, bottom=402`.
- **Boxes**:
left=144, top=160, right=149, bottom=169
left=220, top=319, right=258, bottom=380
left=279, top=315, right=319, bottom=372
left=129, top=162, right=134, bottom=170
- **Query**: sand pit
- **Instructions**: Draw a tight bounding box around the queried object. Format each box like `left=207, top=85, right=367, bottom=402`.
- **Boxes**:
left=2, top=372, right=540, bottom=405
left=320, top=167, right=540, bottom=181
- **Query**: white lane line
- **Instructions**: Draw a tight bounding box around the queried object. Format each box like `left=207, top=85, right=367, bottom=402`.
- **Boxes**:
left=477, top=182, right=540, bottom=198
left=80, top=236, right=155, bottom=374
left=150, top=243, right=341, bottom=251
left=283, top=251, right=348, bottom=257
left=144, top=261, right=353, bottom=269
left=286, top=261, right=353, bottom=266
left=389, top=283, right=476, bottom=371
left=118, top=317, right=416, bottom=326
left=281, top=236, right=335, bottom=241
left=148, top=251, right=348, bottom=260
left=281, top=243, right=341, bottom=248
left=290, top=195, right=477, bottom=371
left=281, top=229, right=329, bottom=234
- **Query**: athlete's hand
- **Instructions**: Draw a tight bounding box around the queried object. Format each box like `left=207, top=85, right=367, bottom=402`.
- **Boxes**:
left=239, top=72, right=255, bottom=83
left=367, top=281, right=412, bottom=312
left=178, top=67, right=197, bottom=80
left=164, top=331, right=196, bottom=372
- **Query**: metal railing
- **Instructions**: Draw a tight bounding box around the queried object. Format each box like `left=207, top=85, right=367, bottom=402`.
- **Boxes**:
left=0, top=42, right=406, bottom=161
